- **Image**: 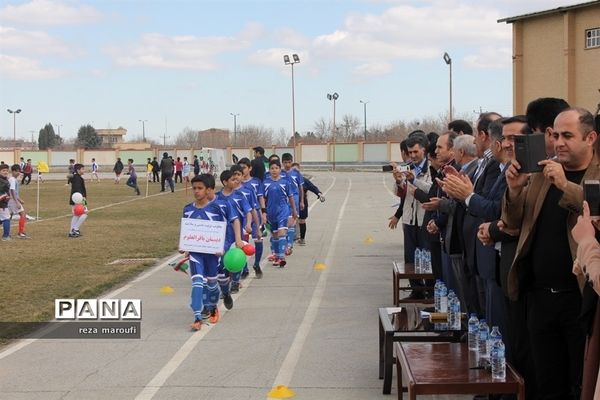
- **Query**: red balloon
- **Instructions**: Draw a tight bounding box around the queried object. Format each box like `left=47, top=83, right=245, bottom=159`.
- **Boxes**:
left=73, top=204, right=86, bottom=216
left=242, top=244, right=255, bottom=256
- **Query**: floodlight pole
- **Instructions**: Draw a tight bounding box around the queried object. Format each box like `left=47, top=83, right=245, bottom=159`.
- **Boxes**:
left=7, top=108, right=22, bottom=147
left=284, top=54, right=300, bottom=159
left=443, top=52, right=453, bottom=122
left=327, top=93, right=339, bottom=171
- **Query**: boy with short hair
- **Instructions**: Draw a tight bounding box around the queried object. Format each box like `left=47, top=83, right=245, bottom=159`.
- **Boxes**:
left=21, top=159, right=33, bottom=185
left=217, top=170, right=253, bottom=293
left=231, top=163, right=261, bottom=279
left=0, top=164, right=11, bottom=241
left=8, top=164, right=29, bottom=238
left=237, top=158, right=265, bottom=278
left=281, top=153, right=304, bottom=252
left=126, top=159, right=141, bottom=195
left=263, top=159, right=297, bottom=267
left=182, top=174, right=241, bottom=330
left=183, top=157, right=191, bottom=184
left=69, top=164, right=88, bottom=238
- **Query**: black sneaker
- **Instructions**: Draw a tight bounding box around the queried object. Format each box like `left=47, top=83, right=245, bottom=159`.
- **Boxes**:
left=223, top=294, right=233, bottom=310
left=200, top=308, right=210, bottom=320
left=253, top=265, right=263, bottom=279
left=230, top=282, right=240, bottom=294
left=241, top=270, right=249, bottom=279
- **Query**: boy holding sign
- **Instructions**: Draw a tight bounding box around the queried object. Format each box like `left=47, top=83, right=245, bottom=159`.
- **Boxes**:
left=180, top=174, right=241, bottom=331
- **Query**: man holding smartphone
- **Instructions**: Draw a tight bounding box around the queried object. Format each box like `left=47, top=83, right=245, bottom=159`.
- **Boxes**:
left=390, top=132, right=432, bottom=299
left=502, top=107, right=599, bottom=399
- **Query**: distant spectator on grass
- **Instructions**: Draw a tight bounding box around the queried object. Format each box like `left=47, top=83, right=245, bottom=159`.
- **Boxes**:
left=113, top=158, right=124, bottom=184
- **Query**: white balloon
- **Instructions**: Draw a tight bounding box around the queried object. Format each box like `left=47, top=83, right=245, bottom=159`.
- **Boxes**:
left=71, top=192, right=84, bottom=204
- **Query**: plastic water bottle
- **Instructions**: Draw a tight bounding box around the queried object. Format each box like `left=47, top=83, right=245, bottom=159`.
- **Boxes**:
left=468, top=314, right=479, bottom=350
left=487, top=326, right=501, bottom=357
left=414, top=248, right=422, bottom=273
left=491, top=336, right=506, bottom=380
left=424, top=250, right=432, bottom=273
left=447, top=291, right=461, bottom=330
left=439, top=283, right=448, bottom=313
left=434, top=280, right=442, bottom=312
left=478, top=319, right=490, bottom=366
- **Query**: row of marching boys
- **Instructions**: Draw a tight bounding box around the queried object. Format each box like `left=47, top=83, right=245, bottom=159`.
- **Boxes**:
left=180, top=153, right=323, bottom=331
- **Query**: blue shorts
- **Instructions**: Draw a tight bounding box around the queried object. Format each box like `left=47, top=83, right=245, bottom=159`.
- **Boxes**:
left=189, top=253, right=218, bottom=279
left=267, top=214, right=289, bottom=232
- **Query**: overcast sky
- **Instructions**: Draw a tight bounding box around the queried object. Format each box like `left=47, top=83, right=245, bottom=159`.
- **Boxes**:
left=0, top=0, right=585, bottom=142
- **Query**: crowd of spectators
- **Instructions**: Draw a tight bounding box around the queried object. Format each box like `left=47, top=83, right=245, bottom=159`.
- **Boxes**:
left=388, top=98, right=600, bottom=400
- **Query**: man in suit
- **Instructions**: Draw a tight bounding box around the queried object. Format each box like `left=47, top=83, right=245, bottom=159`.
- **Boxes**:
left=438, top=113, right=501, bottom=315
left=503, top=107, right=599, bottom=399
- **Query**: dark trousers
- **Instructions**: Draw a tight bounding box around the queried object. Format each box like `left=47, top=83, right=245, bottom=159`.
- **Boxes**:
left=175, top=171, right=182, bottom=183
left=152, top=171, right=159, bottom=182
left=527, top=289, right=585, bottom=400
left=504, top=295, right=537, bottom=400
left=402, top=223, right=430, bottom=289
left=21, top=173, right=31, bottom=185
left=161, top=173, right=174, bottom=192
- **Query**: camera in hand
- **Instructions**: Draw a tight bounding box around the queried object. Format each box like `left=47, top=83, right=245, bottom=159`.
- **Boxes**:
left=382, top=163, right=413, bottom=173
left=584, top=180, right=600, bottom=219
left=382, top=165, right=394, bottom=172
left=514, top=133, right=546, bottom=173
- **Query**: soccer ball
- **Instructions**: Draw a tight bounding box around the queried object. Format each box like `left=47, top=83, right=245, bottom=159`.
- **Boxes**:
left=71, top=192, right=84, bottom=204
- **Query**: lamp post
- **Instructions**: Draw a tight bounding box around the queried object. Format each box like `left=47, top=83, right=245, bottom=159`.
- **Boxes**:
left=230, top=113, right=239, bottom=146
left=139, top=119, right=147, bottom=142
left=7, top=108, right=22, bottom=146
left=443, top=52, right=453, bottom=122
left=283, top=53, right=300, bottom=158
left=360, top=100, right=369, bottom=142
left=327, top=92, right=339, bottom=171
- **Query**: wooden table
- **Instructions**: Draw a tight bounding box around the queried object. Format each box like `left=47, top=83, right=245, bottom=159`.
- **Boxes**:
left=379, top=306, right=464, bottom=394
left=392, top=261, right=435, bottom=306
left=394, top=342, right=525, bottom=400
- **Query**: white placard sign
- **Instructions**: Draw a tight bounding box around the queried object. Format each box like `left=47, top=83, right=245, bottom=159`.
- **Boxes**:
left=179, top=218, right=227, bottom=254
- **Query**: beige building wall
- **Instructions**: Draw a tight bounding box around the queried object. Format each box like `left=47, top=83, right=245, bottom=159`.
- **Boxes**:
left=512, top=3, right=600, bottom=114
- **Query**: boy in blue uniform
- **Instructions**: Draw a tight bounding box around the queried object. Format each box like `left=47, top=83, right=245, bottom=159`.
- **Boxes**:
left=182, top=174, right=241, bottom=330
left=216, top=170, right=253, bottom=293
left=263, top=159, right=297, bottom=267
left=237, top=158, right=266, bottom=278
left=230, top=163, right=262, bottom=279
left=281, top=153, right=304, bottom=252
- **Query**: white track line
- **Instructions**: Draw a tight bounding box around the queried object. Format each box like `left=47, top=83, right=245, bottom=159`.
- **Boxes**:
left=134, top=174, right=337, bottom=400
left=270, top=176, right=352, bottom=390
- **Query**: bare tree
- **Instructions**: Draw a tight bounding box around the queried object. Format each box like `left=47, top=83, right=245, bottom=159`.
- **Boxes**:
left=174, top=127, right=199, bottom=148
left=235, top=125, right=274, bottom=147
left=339, top=114, right=361, bottom=142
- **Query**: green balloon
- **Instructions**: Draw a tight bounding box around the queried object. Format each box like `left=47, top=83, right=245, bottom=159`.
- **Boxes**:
left=223, top=247, right=246, bottom=273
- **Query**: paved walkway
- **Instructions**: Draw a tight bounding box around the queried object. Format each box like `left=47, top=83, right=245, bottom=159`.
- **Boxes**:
left=0, top=172, right=469, bottom=399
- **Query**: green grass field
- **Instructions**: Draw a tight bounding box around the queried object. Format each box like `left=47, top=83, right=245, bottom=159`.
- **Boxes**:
left=0, top=176, right=195, bottom=340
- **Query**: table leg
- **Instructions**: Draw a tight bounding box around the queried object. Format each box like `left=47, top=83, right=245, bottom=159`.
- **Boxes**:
left=395, top=352, right=402, bottom=400
left=383, top=332, right=393, bottom=394
left=393, top=269, right=398, bottom=305
left=379, top=316, right=384, bottom=379
left=408, top=383, right=416, bottom=400
left=518, top=381, right=525, bottom=400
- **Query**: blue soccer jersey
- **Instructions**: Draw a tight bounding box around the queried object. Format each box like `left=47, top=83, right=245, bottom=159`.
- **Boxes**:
left=242, top=177, right=264, bottom=209
left=238, top=181, right=259, bottom=210
left=216, top=190, right=252, bottom=230
left=285, top=168, right=304, bottom=207
left=263, top=175, right=292, bottom=220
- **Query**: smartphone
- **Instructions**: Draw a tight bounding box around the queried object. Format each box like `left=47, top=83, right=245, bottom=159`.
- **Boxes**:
left=584, top=180, right=600, bottom=220
left=382, top=165, right=394, bottom=172
left=514, top=133, right=546, bottom=173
